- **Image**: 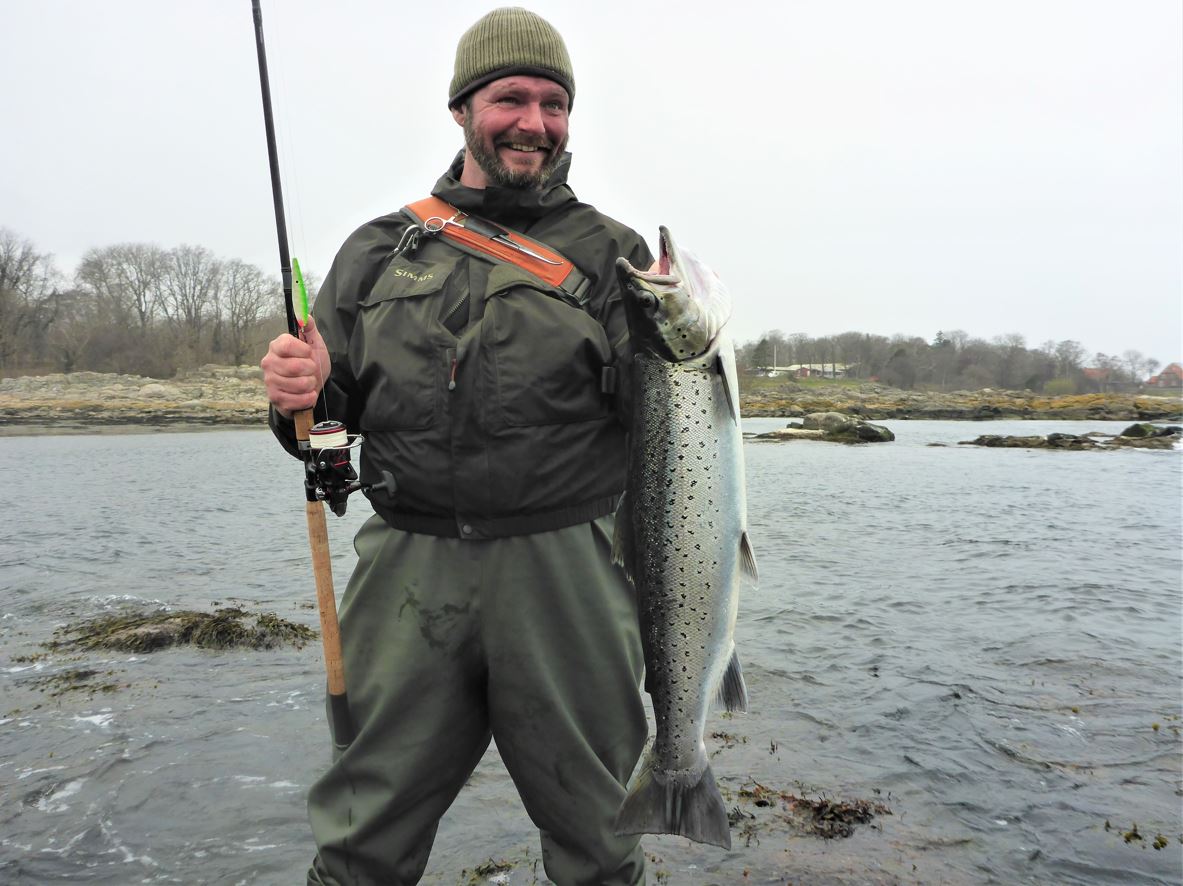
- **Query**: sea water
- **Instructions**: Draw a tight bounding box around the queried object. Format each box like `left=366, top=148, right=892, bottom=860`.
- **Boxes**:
left=1, top=420, right=1179, bottom=884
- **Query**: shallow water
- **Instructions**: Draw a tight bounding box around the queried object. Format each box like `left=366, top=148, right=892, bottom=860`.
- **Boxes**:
left=1, top=420, right=1180, bottom=884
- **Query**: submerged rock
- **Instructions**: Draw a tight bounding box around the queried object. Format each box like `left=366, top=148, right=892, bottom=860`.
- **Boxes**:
left=960, top=428, right=1181, bottom=450
left=30, top=666, right=125, bottom=697
left=960, top=433, right=1099, bottom=450
left=733, top=778, right=891, bottom=840
left=48, top=606, right=316, bottom=654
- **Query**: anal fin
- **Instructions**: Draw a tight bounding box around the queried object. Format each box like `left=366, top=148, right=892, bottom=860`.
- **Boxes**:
left=739, top=531, right=758, bottom=583
left=717, top=648, right=749, bottom=713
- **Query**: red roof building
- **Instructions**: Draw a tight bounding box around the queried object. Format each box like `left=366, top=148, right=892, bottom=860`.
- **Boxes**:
left=1147, top=362, right=1183, bottom=388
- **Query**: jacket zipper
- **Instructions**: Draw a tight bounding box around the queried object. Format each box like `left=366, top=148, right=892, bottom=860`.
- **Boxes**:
left=441, top=292, right=468, bottom=328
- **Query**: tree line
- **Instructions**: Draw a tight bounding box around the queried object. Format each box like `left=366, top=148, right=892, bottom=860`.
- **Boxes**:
left=0, top=226, right=1167, bottom=391
left=737, top=329, right=1164, bottom=394
left=0, top=227, right=295, bottom=378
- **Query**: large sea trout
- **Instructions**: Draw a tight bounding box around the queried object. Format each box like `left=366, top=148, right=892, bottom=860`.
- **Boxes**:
left=612, top=227, right=757, bottom=850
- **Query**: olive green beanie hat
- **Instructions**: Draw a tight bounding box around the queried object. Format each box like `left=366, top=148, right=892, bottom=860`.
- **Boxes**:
left=448, top=7, right=575, bottom=109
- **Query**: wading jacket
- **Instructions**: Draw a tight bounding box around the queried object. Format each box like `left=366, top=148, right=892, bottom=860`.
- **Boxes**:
left=272, top=153, right=653, bottom=539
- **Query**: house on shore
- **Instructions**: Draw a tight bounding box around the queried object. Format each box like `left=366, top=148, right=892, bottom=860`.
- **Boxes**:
left=760, top=363, right=853, bottom=379
left=1146, top=362, right=1183, bottom=388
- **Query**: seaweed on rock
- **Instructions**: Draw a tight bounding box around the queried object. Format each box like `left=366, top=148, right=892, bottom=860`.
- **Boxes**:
left=48, top=606, right=316, bottom=654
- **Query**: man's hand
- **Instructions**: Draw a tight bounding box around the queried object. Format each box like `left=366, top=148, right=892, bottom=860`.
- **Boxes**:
left=260, top=319, right=331, bottom=419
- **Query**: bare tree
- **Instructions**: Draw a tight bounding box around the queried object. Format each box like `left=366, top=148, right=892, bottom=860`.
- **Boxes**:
left=1089, top=352, right=1120, bottom=391
left=1121, top=349, right=1148, bottom=384
left=76, top=243, right=168, bottom=332
left=45, top=288, right=100, bottom=373
left=1054, top=339, right=1086, bottom=377
left=161, top=244, right=222, bottom=344
left=993, top=333, right=1029, bottom=389
left=0, top=228, right=59, bottom=369
left=221, top=260, right=278, bottom=365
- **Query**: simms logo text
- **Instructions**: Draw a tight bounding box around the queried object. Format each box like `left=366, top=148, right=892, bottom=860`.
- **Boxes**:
left=394, top=268, right=435, bottom=283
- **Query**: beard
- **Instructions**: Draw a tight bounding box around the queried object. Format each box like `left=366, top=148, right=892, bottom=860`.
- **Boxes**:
left=463, top=115, right=566, bottom=190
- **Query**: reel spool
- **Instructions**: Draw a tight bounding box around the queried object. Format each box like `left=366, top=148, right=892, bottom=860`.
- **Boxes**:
left=305, top=420, right=395, bottom=517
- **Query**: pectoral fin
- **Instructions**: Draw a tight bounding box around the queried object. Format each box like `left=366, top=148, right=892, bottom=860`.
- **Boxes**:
left=612, top=491, right=637, bottom=585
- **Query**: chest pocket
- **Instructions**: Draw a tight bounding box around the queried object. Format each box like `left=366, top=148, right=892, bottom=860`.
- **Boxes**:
left=353, top=259, right=454, bottom=431
left=483, top=264, right=612, bottom=428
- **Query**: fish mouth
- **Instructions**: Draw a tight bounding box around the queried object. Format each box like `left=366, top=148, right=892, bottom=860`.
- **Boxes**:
left=618, top=226, right=680, bottom=285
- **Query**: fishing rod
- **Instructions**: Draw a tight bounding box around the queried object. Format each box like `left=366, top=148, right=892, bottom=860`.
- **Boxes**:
left=250, top=0, right=393, bottom=747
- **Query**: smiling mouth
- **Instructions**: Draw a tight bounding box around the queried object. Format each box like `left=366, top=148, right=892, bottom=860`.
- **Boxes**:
left=499, top=141, right=551, bottom=155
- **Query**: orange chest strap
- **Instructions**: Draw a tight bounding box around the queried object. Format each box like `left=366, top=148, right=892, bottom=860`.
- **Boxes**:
left=403, top=196, right=581, bottom=294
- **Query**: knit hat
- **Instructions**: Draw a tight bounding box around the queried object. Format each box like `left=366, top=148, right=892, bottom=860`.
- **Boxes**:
left=448, top=8, right=575, bottom=109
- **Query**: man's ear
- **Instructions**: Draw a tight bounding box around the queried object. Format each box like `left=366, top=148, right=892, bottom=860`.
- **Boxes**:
left=451, top=104, right=466, bottom=127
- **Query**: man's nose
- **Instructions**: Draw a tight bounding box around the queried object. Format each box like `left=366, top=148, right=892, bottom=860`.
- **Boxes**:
left=515, top=101, right=545, bottom=134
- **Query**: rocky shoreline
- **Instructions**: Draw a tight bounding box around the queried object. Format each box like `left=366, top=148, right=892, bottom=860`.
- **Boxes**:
left=0, top=366, right=267, bottom=431
left=0, top=367, right=1180, bottom=431
left=743, top=381, right=1181, bottom=422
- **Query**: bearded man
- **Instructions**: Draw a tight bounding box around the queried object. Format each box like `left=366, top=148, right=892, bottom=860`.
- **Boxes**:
left=261, top=8, right=654, bottom=885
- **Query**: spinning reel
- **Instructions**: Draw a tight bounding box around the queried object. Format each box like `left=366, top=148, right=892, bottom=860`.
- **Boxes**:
left=303, top=420, right=395, bottom=517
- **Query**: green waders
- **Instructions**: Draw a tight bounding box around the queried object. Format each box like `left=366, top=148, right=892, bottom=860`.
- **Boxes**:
left=306, top=514, right=647, bottom=886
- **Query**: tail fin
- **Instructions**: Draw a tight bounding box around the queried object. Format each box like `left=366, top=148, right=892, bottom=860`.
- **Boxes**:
left=613, top=752, right=732, bottom=849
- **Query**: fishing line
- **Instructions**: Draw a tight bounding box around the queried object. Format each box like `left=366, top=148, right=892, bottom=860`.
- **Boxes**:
left=272, top=7, right=312, bottom=279
left=269, top=1, right=330, bottom=422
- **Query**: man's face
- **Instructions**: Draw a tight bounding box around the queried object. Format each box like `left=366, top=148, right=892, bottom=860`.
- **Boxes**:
left=452, top=75, right=570, bottom=190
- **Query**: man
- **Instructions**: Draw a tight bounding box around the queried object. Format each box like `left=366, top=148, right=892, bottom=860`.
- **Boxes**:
left=261, top=8, right=654, bottom=885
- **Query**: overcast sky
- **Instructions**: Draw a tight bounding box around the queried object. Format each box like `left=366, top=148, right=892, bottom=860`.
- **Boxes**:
left=3, top=0, right=1180, bottom=364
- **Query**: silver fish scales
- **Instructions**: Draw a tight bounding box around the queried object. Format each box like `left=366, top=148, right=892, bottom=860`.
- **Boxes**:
left=612, top=227, right=757, bottom=850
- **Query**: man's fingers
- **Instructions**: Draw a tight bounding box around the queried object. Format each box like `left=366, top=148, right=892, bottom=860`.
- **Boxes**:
left=269, top=332, right=314, bottom=360
left=261, top=326, right=328, bottom=418
left=264, top=350, right=320, bottom=379
left=302, top=320, right=331, bottom=376
left=268, top=366, right=322, bottom=393
left=267, top=376, right=320, bottom=418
